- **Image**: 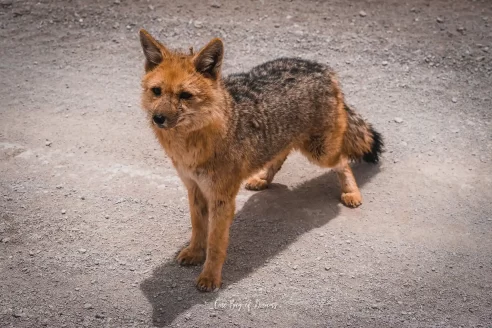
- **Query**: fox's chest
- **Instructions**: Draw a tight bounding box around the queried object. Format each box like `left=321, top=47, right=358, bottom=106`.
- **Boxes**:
left=175, top=163, right=212, bottom=191
left=164, top=143, right=214, bottom=194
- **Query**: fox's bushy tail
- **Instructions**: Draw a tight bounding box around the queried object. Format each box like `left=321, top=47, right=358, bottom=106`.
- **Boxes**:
left=342, top=104, right=384, bottom=163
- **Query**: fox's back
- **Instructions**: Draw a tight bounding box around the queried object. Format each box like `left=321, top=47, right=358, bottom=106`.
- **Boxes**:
left=224, top=58, right=337, bottom=109
left=223, top=58, right=342, bottom=168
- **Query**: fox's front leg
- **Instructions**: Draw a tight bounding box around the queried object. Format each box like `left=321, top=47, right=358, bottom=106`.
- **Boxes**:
left=195, top=186, right=238, bottom=292
left=177, top=182, right=208, bottom=265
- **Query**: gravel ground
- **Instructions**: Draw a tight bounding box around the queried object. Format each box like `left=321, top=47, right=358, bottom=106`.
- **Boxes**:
left=1, top=0, right=491, bottom=327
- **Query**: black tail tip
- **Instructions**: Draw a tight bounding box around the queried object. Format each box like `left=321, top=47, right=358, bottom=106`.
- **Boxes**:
left=363, top=127, right=384, bottom=164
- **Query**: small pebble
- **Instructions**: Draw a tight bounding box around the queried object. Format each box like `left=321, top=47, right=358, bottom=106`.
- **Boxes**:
left=45, top=141, right=52, bottom=147
left=436, top=17, right=444, bottom=23
left=382, top=61, right=388, bottom=66
left=211, top=3, right=221, bottom=8
left=84, top=303, right=93, bottom=309
left=79, top=248, right=87, bottom=254
left=61, top=209, right=66, bottom=214
left=292, top=265, right=298, bottom=270
left=359, top=10, right=367, bottom=17
left=324, top=266, right=331, bottom=271
left=451, top=97, right=458, bottom=103
left=113, top=0, right=120, bottom=4
left=12, top=311, right=26, bottom=318
left=394, top=117, right=403, bottom=123
left=194, top=21, right=203, bottom=29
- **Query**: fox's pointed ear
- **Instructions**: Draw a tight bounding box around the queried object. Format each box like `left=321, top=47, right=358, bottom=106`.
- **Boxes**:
left=194, top=38, right=224, bottom=80
left=139, top=29, right=170, bottom=72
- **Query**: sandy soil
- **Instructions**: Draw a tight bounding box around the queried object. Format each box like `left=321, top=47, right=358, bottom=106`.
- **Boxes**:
left=1, top=0, right=491, bottom=327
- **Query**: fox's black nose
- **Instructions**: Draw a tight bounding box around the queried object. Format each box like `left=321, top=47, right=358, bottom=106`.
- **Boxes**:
left=152, top=114, right=166, bottom=126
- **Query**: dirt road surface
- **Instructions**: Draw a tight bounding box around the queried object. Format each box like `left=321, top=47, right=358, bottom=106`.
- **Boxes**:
left=1, top=0, right=491, bottom=327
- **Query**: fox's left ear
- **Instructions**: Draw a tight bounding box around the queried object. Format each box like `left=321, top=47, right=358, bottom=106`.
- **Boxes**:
left=194, top=38, right=224, bottom=80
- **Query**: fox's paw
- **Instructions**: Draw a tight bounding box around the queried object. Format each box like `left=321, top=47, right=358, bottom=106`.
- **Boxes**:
left=341, top=192, right=362, bottom=208
left=177, top=246, right=205, bottom=266
left=195, top=271, right=221, bottom=292
left=245, top=177, right=269, bottom=191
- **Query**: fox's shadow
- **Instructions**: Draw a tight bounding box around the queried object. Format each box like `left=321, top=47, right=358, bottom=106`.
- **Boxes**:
left=140, top=164, right=380, bottom=326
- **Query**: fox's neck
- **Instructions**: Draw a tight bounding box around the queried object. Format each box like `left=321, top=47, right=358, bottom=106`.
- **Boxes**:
left=155, top=127, right=215, bottom=170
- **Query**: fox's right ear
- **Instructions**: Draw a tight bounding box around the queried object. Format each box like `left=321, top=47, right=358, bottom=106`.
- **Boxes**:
left=139, top=29, right=170, bottom=72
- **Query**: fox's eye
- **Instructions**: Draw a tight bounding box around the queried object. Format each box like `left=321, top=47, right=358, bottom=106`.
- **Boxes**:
left=151, top=87, right=162, bottom=96
left=179, top=91, right=193, bottom=100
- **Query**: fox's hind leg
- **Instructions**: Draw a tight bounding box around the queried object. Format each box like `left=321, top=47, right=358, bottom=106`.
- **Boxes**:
left=245, top=150, right=290, bottom=191
left=300, top=132, right=363, bottom=207
left=332, top=158, right=362, bottom=207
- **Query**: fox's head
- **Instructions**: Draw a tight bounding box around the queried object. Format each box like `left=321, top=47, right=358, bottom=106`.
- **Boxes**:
left=139, top=29, right=226, bottom=132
